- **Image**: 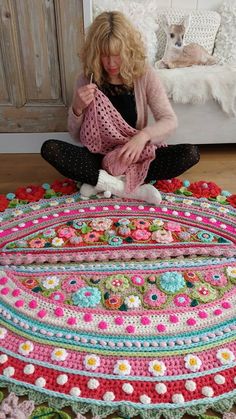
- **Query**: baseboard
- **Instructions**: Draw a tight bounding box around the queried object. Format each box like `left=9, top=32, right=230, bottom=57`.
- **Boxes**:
left=0, top=133, right=74, bottom=153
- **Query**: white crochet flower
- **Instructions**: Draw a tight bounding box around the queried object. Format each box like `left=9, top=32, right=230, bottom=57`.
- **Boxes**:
left=148, top=360, right=166, bottom=376
left=18, top=341, right=34, bottom=356
left=184, top=199, right=194, bottom=206
left=51, top=237, right=64, bottom=247
left=84, top=354, right=100, bottom=370
left=226, top=267, right=236, bottom=279
left=51, top=348, right=68, bottom=362
left=152, top=218, right=164, bottom=226
left=184, top=354, right=202, bottom=372
left=42, top=275, right=60, bottom=289
left=124, top=295, right=141, bottom=309
left=114, top=360, right=131, bottom=375
left=216, top=348, right=235, bottom=364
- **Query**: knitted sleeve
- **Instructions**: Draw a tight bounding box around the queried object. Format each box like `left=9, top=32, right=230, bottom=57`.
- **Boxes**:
left=67, top=74, right=88, bottom=142
left=142, top=66, right=178, bottom=145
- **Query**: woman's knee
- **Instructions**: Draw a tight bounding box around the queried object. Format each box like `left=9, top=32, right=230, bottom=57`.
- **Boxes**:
left=189, top=144, right=200, bottom=165
left=41, top=139, right=59, bottom=159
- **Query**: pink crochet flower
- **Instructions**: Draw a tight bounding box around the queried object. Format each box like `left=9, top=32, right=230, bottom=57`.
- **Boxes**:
left=204, top=271, right=227, bottom=287
left=28, top=238, right=46, bottom=248
left=133, top=219, right=151, bottom=230
left=152, top=230, right=173, bottom=243
left=49, top=291, right=66, bottom=303
left=131, top=275, right=145, bottom=287
left=57, top=226, right=76, bottom=239
left=132, top=229, right=151, bottom=241
left=143, top=288, right=167, bottom=308
left=83, top=231, right=100, bottom=243
left=166, top=221, right=181, bottom=232
left=0, top=393, right=35, bottom=419
left=174, top=293, right=191, bottom=307
left=62, top=276, right=85, bottom=292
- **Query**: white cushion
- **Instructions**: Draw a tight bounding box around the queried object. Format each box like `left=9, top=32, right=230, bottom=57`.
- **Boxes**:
left=155, top=9, right=221, bottom=61
left=92, top=0, right=158, bottom=64
left=213, top=0, right=236, bottom=65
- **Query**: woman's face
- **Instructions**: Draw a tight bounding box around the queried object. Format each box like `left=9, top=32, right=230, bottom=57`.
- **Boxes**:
left=101, top=54, right=121, bottom=77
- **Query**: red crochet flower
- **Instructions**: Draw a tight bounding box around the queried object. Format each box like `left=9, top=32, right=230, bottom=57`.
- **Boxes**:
left=0, top=195, right=9, bottom=211
left=15, top=185, right=45, bottom=202
left=154, top=178, right=183, bottom=193
left=51, top=179, right=77, bottom=195
left=188, top=181, right=221, bottom=198
left=227, top=194, right=236, bottom=208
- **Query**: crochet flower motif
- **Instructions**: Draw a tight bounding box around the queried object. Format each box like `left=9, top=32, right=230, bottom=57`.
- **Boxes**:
left=191, top=283, right=218, bottom=303
left=105, top=275, right=129, bottom=292
left=132, top=219, right=150, bottom=230
left=216, top=348, right=235, bottom=365
left=188, top=181, right=221, bottom=198
left=143, top=288, right=167, bottom=308
left=118, top=226, right=131, bottom=236
left=108, top=236, right=123, bottom=246
left=51, top=237, right=65, bottom=247
left=104, top=294, right=123, bottom=310
left=117, top=218, right=131, bottom=226
left=15, top=185, right=45, bottom=202
left=132, top=229, right=151, bottom=241
left=124, top=295, right=141, bottom=309
left=184, top=271, right=199, bottom=283
left=51, top=178, right=77, bottom=194
left=166, top=222, right=181, bottom=232
left=0, top=392, right=35, bottom=419
left=151, top=230, right=173, bottom=244
left=28, top=238, right=46, bottom=248
left=226, top=266, right=236, bottom=282
left=62, top=276, right=85, bottom=292
left=90, top=218, right=113, bottom=231
left=42, top=228, right=56, bottom=238
left=184, top=354, right=202, bottom=372
left=159, top=272, right=185, bottom=294
left=84, top=354, right=100, bottom=370
left=57, top=226, right=76, bottom=239
left=114, top=360, right=131, bottom=375
left=49, top=291, right=65, bottom=303
left=155, top=178, right=183, bottom=193
left=197, top=231, right=214, bottom=243
left=42, top=275, right=60, bottom=290
left=173, top=293, right=191, bottom=307
left=131, top=275, right=145, bottom=287
left=22, top=278, right=39, bottom=289
left=72, top=220, right=86, bottom=229
left=18, top=341, right=34, bottom=356
left=0, top=195, right=9, bottom=211
left=204, top=271, right=227, bottom=287
left=227, top=194, right=236, bottom=208
left=72, top=287, right=101, bottom=307
left=51, top=348, right=68, bottom=362
left=148, top=360, right=166, bottom=376
left=152, top=218, right=164, bottom=227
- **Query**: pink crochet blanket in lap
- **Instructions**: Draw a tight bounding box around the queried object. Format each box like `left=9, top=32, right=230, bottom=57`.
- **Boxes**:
left=79, top=89, right=156, bottom=193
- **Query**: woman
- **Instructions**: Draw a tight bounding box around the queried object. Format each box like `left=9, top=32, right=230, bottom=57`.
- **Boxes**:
left=41, top=11, right=200, bottom=205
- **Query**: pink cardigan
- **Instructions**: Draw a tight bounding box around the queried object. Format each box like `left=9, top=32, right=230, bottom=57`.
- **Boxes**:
left=68, top=65, right=178, bottom=146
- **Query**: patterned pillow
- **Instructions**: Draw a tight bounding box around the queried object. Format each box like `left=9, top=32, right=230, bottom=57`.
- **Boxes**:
left=155, top=9, right=221, bottom=61
left=92, top=0, right=158, bottom=64
left=213, top=0, right=236, bottom=64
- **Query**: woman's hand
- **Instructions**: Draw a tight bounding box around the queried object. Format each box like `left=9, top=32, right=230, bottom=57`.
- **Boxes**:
left=72, top=83, right=97, bottom=116
left=118, top=131, right=151, bottom=166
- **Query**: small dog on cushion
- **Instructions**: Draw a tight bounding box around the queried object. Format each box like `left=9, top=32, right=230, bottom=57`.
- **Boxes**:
left=156, top=16, right=217, bottom=69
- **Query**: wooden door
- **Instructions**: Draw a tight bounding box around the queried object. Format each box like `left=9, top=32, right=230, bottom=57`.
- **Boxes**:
left=0, top=0, right=84, bottom=132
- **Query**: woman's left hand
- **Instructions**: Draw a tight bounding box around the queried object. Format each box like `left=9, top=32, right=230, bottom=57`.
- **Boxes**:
left=118, top=131, right=150, bottom=166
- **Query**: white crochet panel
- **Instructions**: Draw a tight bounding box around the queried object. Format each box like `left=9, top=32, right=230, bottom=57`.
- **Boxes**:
left=213, top=0, right=236, bottom=64
left=155, top=9, right=221, bottom=61
left=92, top=0, right=158, bottom=64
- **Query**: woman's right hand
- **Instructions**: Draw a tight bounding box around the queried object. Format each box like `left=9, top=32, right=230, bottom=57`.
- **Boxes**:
left=72, top=83, right=97, bottom=116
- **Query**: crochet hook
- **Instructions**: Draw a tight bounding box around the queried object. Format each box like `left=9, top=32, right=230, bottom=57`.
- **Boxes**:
left=90, top=72, right=94, bottom=84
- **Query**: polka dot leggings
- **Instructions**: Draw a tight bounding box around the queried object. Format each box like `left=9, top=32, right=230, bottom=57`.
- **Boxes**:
left=41, top=139, right=200, bottom=185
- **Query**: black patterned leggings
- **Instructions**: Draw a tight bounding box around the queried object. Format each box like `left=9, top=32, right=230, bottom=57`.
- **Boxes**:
left=41, top=140, right=200, bottom=186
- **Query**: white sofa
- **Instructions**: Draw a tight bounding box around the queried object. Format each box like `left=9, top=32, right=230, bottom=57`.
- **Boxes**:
left=84, top=0, right=236, bottom=144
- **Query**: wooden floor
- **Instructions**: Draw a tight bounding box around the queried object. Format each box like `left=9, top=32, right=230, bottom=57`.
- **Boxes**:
left=0, top=144, right=236, bottom=194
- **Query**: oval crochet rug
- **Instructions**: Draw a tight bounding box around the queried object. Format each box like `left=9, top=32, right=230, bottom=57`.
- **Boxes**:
left=0, top=192, right=235, bottom=418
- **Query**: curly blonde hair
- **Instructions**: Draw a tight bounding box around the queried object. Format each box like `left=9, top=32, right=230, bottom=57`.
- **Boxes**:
left=81, top=11, right=147, bottom=86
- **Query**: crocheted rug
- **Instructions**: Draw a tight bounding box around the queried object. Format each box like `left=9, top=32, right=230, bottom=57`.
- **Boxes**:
left=0, top=188, right=235, bottom=418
